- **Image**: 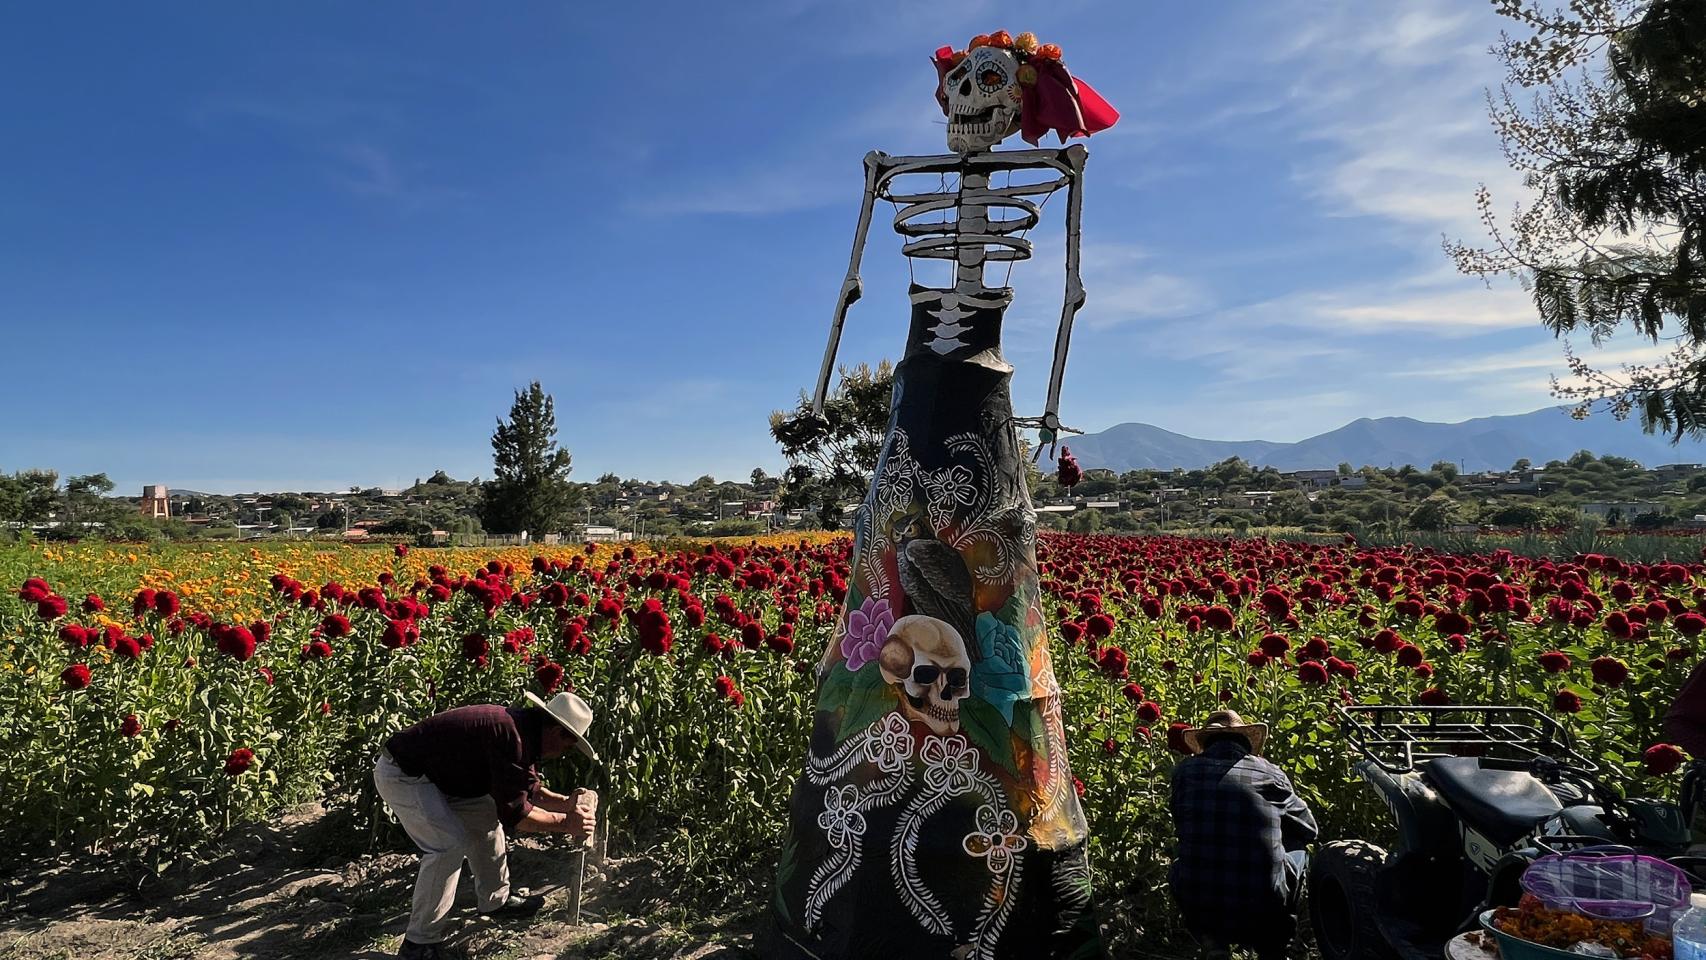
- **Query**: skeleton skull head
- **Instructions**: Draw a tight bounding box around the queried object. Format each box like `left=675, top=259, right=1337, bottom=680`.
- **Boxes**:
left=879, top=615, right=972, bottom=735
left=942, top=46, right=1023, bottom=153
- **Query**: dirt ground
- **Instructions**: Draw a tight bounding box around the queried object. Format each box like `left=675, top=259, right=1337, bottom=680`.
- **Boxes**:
left=0, top=804, right=762, bottom=960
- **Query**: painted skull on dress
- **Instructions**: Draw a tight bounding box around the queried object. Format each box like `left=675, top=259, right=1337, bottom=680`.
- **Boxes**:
left=879, top=615, right=972, bottom=734
left=942, top=46, right=1023, bottom=153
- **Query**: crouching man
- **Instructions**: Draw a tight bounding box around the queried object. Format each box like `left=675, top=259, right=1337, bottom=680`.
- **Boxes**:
left=1169, top=710, right=1317, bottom=960
left=374, top=691, right=600, bottom=960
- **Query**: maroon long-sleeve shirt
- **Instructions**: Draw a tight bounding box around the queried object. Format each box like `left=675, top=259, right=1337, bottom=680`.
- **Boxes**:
left=385, top=705, right=544, bottom=832
left=1665, top=660, right=1706, bottom=758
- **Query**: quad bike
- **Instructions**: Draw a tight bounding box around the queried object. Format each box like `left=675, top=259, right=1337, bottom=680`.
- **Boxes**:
left=1308, top=704, right=1704, bottom=960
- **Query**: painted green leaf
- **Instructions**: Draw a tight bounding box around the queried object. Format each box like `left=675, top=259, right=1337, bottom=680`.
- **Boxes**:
left=838, top=663, right=897, bottom=741
left=959, top=697, right=1018, bottom=776
left=1012, top=700, right=1047, bottom=759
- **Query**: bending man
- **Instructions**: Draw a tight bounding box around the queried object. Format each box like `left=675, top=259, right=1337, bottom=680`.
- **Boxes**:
left=374, top=691, right=600, bottom=960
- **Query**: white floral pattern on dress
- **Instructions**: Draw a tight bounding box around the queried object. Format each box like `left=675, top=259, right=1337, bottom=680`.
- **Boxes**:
left=816, top=785, right=867, bottom=849
left=962, top=804, right=1028, bottom=875
left=864, top=712, right=915, bottom=775
left=920, top=735, right=980, bottom=798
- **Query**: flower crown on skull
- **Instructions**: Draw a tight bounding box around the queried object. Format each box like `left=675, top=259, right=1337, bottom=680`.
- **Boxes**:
left=932, top=31, right=1119, bottom=152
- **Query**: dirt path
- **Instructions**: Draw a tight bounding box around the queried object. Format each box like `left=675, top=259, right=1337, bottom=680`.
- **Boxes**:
left=0, top=804, right=761, bottom=960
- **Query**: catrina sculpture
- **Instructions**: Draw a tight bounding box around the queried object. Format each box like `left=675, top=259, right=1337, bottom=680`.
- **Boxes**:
left=766, top=30, right=1119, bottom=960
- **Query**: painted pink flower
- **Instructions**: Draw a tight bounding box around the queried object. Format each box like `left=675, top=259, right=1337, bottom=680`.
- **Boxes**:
left=840, top=596, right=894, bottom=672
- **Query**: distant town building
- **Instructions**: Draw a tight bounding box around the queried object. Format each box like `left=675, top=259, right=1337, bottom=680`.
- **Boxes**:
left=1582, top=501, right=1664, bottom=521
left=141, top=485, right=170, bottom=519
left=1282, top=470, right=1339, bottom=489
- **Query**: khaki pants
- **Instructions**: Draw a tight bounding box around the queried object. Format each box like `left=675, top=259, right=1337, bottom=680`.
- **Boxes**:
left=374, top=753, right=511, bottom=944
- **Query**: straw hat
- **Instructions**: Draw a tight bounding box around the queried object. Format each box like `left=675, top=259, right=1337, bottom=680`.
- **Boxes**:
left=1179, top=710, right=1268, bottom=756
left=523, top=691, right=599, bottom=761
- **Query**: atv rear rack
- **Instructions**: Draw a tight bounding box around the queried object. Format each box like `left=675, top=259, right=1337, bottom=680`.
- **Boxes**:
left=1336, top=704, right=1595, bottom=775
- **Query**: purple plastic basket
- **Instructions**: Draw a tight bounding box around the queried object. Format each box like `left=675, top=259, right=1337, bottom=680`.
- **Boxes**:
left=1520, top=853, right=1691, bottom=934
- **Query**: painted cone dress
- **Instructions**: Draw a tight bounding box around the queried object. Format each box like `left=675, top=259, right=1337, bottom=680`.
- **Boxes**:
left=770, top=286, right=1101, bottom=960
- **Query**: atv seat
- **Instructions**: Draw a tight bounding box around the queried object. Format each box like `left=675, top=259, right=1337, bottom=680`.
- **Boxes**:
left=1421, top=756, right=1561, bottom=848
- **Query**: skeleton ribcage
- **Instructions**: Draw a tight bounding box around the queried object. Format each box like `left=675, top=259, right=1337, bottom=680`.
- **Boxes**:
left=887, top=175, right=1068, bottom=266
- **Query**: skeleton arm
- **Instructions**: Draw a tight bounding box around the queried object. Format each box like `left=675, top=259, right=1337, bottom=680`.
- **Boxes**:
left=812, top=151, right=888, bottom=416
left=1041, top=144, right=1088, bottom=440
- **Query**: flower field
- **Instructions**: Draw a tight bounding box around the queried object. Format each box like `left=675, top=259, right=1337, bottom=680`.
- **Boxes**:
left=2, top=533, right=1701, bottom=940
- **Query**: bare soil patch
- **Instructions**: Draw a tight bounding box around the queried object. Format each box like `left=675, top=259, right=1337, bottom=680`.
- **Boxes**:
left=0, top=804, right=760, bottom=960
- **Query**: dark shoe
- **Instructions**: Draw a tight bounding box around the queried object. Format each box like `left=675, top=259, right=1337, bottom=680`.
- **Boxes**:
left=397, top=940, right=444, bottom=960
left=479, top=893, right=545, bottom=919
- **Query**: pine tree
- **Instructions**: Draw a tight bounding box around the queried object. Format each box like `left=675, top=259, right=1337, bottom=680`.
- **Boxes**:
left=1449, top=0, right=1706, bottom=438
left=481, top=382, right=578, bottom=539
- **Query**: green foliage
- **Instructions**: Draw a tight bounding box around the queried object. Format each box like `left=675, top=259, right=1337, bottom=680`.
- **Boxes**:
left=1451, top=0, right=1706, bottom=439
left=480, top=382, right=579, bottom=539
left=769, top=362, right=893, bottom=529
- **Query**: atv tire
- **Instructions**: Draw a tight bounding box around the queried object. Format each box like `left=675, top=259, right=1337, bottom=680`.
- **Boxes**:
left=1310, top=840, right=1396, bottom=960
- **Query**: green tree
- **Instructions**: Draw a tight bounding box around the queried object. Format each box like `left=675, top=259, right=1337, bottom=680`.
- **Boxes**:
left=480, top=382, right=579, bottom=539
left=770, top=361, right=892, bottom=529
left=1488, top=502, right=1547, bottom=528
left=1449, top=0, right=1706, bottom=438
left=62, top=474, right=121, bottom=533
left=1408, top=493, right=1462, bottom=531
left=427, top=470, right=452, bottom=485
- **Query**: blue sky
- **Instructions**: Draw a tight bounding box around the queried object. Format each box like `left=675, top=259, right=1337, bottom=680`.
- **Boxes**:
left=0, top=1, right=1667, bottom=494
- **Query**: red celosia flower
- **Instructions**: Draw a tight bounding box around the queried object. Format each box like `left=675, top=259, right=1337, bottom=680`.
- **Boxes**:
left=20, top=577, right=53, bottom=603
left=380, top=619, right=416, bottom=649
left=1259, top=633, right=1290, bottom=657
left=1590, top=656, right=1629, bottom=688
left=1373, top=628, right=1402, bottom=654
left=1203, top=606, right=1235, bottom=631
left=535, top=660, right=564, bottom=694
left=113, top=634, right=143, bottom=660
left=1645, top=743, right=1686, bottom=775
left=59, top=624, right=92, bottom=648
left=1552, top=689, right=1583, bottom=713
left=61, top=663, right=92, bottom=689
left=1537, top=650, right=1571, bottom=673
left=1301, top=636, right=1330, bottom=661
left=1102, top=737, right=1119, bottom=755
left=1417, top=687, right=1451, bottom=706
left=37, top=594, right=68, bottom=620
left=223, top=748, right=255, bottom=776
left=1135, top=700, right=1162, bottom=724
left=1677, top=613, right=1706, bottom=637
left=302, top=640, right=334, bottom=661
left=715, top=675, right=738, bottom=699
left=1086, top=613, right=1116, bottom=640
left=81, top=594, right=105, bottom=613
left=1433, top=611, right=1472, bottom=635
left=120, top=714, right=142, bottom=738
left=132, top=588, right=157, bottom=616
left=214, top=624, right=258, bottom=661
left=154, top=591, right=180, bottom=616
left=1259, top=588, right=1291, bottom=621
left=1297, top=661, right=1329, bottom=685
left=1327, top=656, right=1359, bottom=679
left=1097, top=645, right=1129, bottom=679
left=1060, top=621, right=1085, bottom=644
left=321, top=613, right=352, bottom=638
left=1121, top=682, right=1144, bottom=702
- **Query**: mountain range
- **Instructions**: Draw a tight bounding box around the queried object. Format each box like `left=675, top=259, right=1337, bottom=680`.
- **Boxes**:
left=1062, top=407, right=1706, bottom=474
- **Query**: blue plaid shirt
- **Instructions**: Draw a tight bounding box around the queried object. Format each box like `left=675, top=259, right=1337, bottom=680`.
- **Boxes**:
left=1169, top=738, right=1318, bottom=918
